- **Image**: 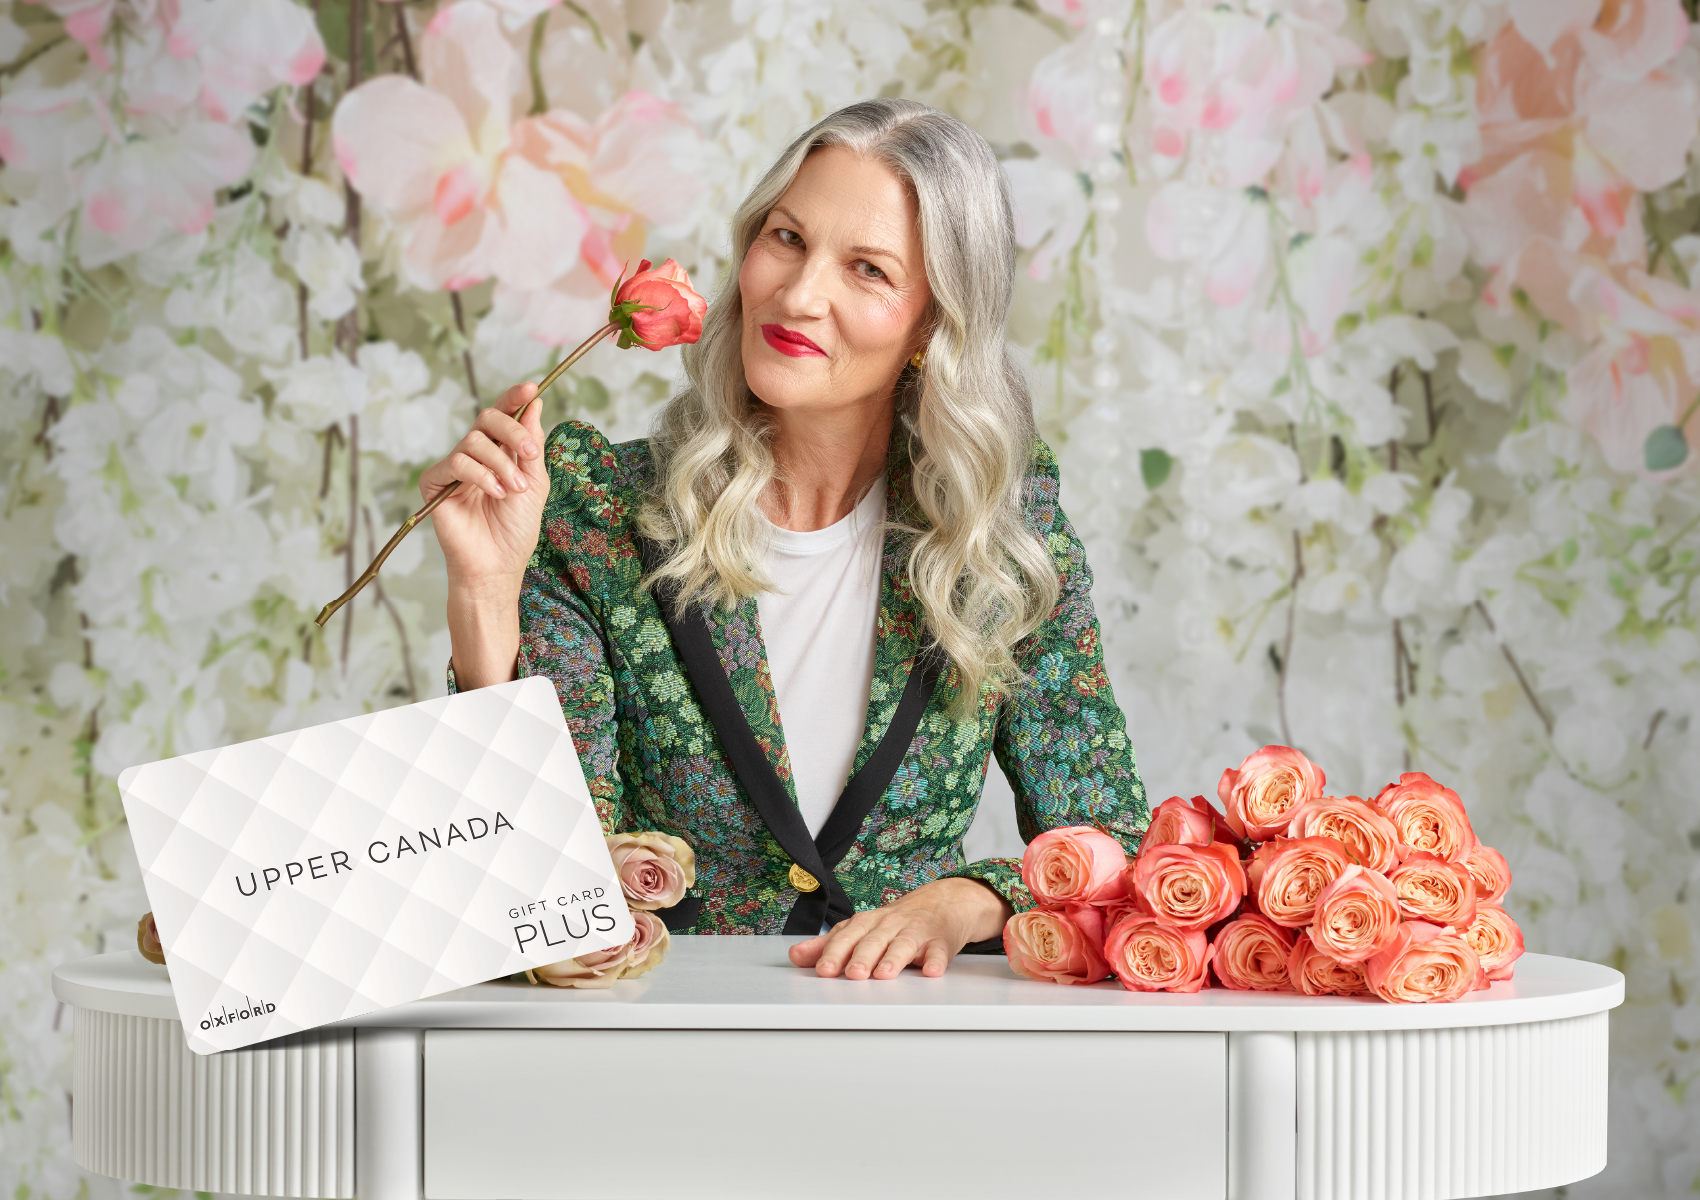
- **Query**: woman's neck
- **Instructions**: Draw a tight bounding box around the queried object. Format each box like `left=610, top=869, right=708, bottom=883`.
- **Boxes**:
left=762, top=396, right=894, bottom=532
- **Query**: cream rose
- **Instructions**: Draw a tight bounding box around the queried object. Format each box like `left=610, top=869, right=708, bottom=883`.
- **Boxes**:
left=1462, top=843, right=1513, bottom=905
left=1247, top=836, right=1353, bottom=927
left=1004, top=905, right=1111, bottom=985
left=607, top=831, right=696, bottom=911
left=1365, top=920, right=1485, bottom=1003
left=1218, top=744, right=1326, bottom=840
left=1288, top=796, right=1401, bottom=874
left=1128, top=841, right=1247, bottom=931
left=1308, top=865, right=1403, bottom=963
left=1388, top=852, right=1477, bottom=929
left=619, top=911, right=671, bottom=980
left=1139, top=795, right=1234, bottom=853
left=1464, top=903, right=1525, bottom=982
left=137, top=912, right=166, bottom=966
left=1286, top=932, right=1370, bottom=996
left=1104, top=912, right=1213, bottom=993
left=1022, top=825, right=1131, bottom=905
left=529, top=911, right=671, bottom=989
left=1211, top=913, right=1295, bottom=991
left=1372, top=772, right=1477, bottom=862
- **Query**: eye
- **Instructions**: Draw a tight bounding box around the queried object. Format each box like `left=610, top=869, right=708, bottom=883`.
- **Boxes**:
left=776, top=228, right=803, bottom=248
left=854, top=260, right=886, bottom=281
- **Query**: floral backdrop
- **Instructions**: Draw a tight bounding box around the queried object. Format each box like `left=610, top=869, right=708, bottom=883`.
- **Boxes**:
left=2, top=0, right=1699, bottom=1195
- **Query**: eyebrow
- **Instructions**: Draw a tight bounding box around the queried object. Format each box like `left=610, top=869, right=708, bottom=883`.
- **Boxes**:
left=770, top=206, right=903, bottom=265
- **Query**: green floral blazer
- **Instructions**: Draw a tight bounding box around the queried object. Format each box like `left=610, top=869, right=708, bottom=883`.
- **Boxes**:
left=459, top=419, right=1149, bottom=935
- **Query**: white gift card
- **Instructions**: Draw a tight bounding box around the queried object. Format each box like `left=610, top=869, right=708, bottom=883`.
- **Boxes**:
left=120, top=677, right=632, bottom=1054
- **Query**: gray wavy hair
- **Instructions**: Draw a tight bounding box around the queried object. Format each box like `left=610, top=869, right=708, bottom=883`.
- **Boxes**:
left=639, top=98, right=1056, bottom=711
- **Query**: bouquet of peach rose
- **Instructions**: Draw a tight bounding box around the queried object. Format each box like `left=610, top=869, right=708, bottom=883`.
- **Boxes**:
left=1003, top=746, right=1523, bottom=1003
left=526, top=831, right=697, bottom=990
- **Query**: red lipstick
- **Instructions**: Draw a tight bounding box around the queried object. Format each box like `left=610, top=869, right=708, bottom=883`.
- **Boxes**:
left=761, top=324, right=827, bottom=357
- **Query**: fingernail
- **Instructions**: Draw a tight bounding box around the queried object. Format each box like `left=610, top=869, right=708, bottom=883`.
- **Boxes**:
left=521, top=441, right=537, bottom=457
left=513, top=476, right=527, bottom=491
left=492, top=482, right=505, bottom=496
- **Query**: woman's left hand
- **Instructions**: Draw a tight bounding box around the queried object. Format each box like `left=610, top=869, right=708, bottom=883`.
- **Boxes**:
left=787, top=877, right=1013, bottom=979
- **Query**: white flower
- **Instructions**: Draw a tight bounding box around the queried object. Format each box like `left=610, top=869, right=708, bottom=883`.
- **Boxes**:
left=282, top=225, right=364, bottom=322
left=269, top=355, right=371, bottom=427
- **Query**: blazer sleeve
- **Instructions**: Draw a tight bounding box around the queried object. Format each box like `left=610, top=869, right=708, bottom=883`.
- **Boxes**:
left=946, top=441, right=1149, bottom=912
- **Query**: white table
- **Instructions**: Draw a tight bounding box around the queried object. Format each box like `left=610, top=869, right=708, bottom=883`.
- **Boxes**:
left=54, top=937, right=1621, bottom=1200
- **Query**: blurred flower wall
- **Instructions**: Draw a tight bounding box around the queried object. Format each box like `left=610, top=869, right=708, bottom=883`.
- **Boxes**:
left=3, top=0, right=1699, bottom=1195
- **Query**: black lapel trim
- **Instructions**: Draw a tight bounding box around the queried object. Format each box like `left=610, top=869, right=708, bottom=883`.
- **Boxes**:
left=639, top=537, right=943, bottom=934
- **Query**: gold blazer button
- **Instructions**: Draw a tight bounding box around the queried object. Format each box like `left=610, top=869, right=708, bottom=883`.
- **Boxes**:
left=788, top=863, right=820, bottom=893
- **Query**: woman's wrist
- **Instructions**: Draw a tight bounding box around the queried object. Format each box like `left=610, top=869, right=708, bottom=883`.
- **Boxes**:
left=928, top=876, right=1013, bottom=944
left=447, top=574, right=524, bottom=690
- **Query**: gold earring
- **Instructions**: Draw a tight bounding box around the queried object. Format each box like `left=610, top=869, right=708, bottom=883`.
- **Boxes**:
left=910, top=347, right=927, bottom=369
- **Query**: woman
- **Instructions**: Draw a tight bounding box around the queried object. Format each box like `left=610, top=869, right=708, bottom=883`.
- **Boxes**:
left=424, top=98, right=1148, bottom=981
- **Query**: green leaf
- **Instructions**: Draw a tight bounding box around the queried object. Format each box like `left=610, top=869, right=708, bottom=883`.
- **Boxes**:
left=1140, top=447, right=1173, bottom=491
left=1644, top=424, right=1688, bottom=472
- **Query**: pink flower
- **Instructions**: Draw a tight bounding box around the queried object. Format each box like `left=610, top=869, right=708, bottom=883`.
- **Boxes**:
left=1104, top=913, right=1213, bottom=993
left=1287, top=932, right=1369, bottom=996
left=1365, top=921, right=1485, bottom=1004
left=1212, top=913, right=1295, bottom=991
left=1022, top=825, right=1131, bottom=906
left=137, top=912, right=166, bottom=966
left=1219, top=745, right=1327, bottom=841
left=1247, top=836, right=1353, bottom=928
left=1462, top=844, right=1513, bottom=906
left=1288, top=795, right=1401, bottom=874
left=1004, top=905, right=1110, bottom=985
left=1372, top=772, right=1477, bottom=862
left=1139, top=795, right=1235, bottom=853
left=607, top=831, right=696, bottom=911
left=1027, top=38, right=1105, bottom=164
left=1388, top=852, right=1478, bottom=930
left=1464, top=904, right=1526, bottom=982
left=332, top=1, right=586, bottom=293
left=621, top=910, right=671, bottom=979
left=1128, top=841, right=1247, bottom=931
left=612, top=259, right=707, bottom=350
left=169, top=0, right=326, bottom=123
left=1308, top=865, right=1403, bottom=964
left=529, top=911, right=669, bottom=989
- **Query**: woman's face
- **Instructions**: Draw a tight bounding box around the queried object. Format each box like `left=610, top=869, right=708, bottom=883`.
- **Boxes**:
left=739, top=145, right=933, bottom=419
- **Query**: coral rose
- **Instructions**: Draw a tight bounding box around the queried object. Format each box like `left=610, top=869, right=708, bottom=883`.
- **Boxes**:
left=1023, top=825, right=1131, bottom=905
left=1465, top=904, right=1525, bottom=982
left=1365, top=920, right=1485, bottom=1003
left=1388, top=852, right=1478, bottom=929
left=137, top=912, right=166, bottom=966
left=1247, top=836, right=1353, bottom=927
left=607, top=831, right=696, bottom=911
left=1004, top=905, right=1110, bottom=985
left=1462, top=844, right=1513, bottom=905
left=1372, top=772, right=1477, bottom=862
left=1288, top=796, right=1401, bottom=874
left=1308, top=865, right=1403, bottom=963
left=1218, top=744, right=1326, bottom=840
left=1212, top=913, right=1295, bottom=991
left=1287, top=932, right=1370, bottom=996
left=1139, top=795, right=1236, bottom=852
left=1104, top=912, right=1213, bottom=993
left=611, top=258, right=706, bottom=349
left=1128, top=841, right=1246, bottom=931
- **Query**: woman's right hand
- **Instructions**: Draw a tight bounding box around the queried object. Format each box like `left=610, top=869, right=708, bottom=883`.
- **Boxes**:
left=423, top=383, right=548, bottom=689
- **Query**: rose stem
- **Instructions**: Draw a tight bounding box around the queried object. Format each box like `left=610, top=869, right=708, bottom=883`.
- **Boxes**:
left=313, top=322, right=617, bottom=628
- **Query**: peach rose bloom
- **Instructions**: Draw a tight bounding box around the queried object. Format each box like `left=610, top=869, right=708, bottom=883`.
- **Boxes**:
left=1388, top=852, right=1478, bottom=929
left=1308, top=865, right=1403, bottom=963
left=1288, top=796, right=1401, bottom=874
left=529, top=941, right=632, bottom=990
left=1372, top=772, right=1477, bottom=862
left=1004, top=905, right=1111, bottom=985
left=1023, top=825, right=1131, bottom=905
left=619, top=911, right=671, bottom=980
left=1247, top=836, right=1353, bottom=927
left=1139, top=795, right=1235, bottom=853
left=1465, top=904, right=1526, bottom=982
left=1104, top=912, right=1213, bottom=993
left=1366, top=920, right=1485, bottom=1003
left=137, top=912, right=166, bottom=966
left=1218, top=744, right=1326, bottom=840
left=1128, top=841, right=1247, bottom=931
left=1212, top=913, right=1296, bottom=991
left=607, top=831, right=696, bottom=911
left=1462, top=844, right=1513, bottom=905
left=1287, top=932, right=1370, bottom=996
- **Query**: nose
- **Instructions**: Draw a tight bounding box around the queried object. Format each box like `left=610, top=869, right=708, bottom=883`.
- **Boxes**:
left=776, top=249, right=832, bottom=320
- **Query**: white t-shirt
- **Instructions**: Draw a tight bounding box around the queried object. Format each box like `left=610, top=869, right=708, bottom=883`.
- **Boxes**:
left=755, top=478, right=886, bottom=839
